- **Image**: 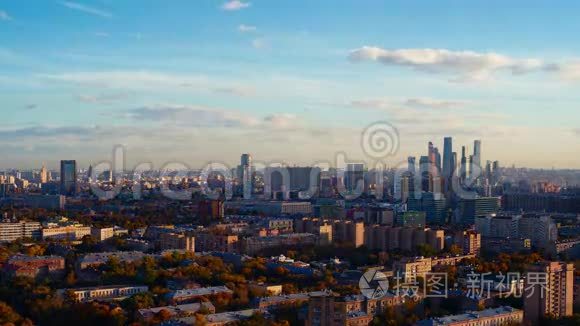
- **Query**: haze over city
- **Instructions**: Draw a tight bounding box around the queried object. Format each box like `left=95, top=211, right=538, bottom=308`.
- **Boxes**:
left=2, top=1, right=580, bottom=169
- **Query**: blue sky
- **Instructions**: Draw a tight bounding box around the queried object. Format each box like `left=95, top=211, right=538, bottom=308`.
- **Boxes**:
left=1, top=0, right=580, bottom=169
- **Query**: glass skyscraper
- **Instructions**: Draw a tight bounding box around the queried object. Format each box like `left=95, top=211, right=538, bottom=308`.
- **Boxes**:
left=60, top=160, right=77, bottom=196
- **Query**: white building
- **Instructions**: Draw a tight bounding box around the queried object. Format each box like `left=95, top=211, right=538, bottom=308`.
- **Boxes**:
left=0, top=221, right=41, bottom=242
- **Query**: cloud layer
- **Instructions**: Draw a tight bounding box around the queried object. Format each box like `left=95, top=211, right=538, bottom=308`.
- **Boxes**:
left=0, top=10, right=11, bottom=21
left=349, top=46, right=552, bottom=82
left=60, top=1, right=112, bottom=19
left=221, top=1, right=251, bottom=11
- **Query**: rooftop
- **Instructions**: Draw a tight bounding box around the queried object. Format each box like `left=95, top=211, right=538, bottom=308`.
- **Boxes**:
left=416, top=306, right=521, bottom=325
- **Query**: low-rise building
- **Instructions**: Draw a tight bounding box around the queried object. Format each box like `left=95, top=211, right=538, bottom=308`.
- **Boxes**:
left=167, top=286, right=233, bottom=304
left=393, top=256, right=432, bottom=282
left=78, top=251, right=148, bottom=270
left=248, top=282, right=283, bottom=297
left=42, top=224, right=91, bottom=240
left=3, top=254, right=65, bottom=279
left=58, top=285, right=149, bottom=302
left=256, top=293, right=310, bottom=309
left=174, top=309, right=262, bottom=326
left=91, top=227, right=114, bottom=242
left=0, top=220, right=41, bottom=242
left=137, top=302, right=216, bottom=322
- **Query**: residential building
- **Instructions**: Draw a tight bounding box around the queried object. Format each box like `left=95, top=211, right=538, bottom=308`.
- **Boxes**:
left=90, top=227, right=114, bottom=242
left=159, top=232, right=195, bottom=252
left=462, top=231, right=481, bottom=255
left=333, top=220, right=364, bottom=247
left=524, top=261, right=574, bottom=324
left=393, top=257, right=432, bottom=283
left=3, top=254, right=65, bottom=279
left=0, top=221, right=41, bottom=242
left=195, top=232, right=239, bottom=253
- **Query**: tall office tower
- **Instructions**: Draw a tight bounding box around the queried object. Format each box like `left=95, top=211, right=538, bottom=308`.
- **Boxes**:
left=40, top=164, right=48, bottom=183
left=492, top=160, right=500, bottom=184
left=485, top=161, right=492, bottom=181
left=345, top=163, right=365, bottom=193
left=473, top=140, right=482, bottom=169
left=240, top=154, right=252, bottom=199
left=428, top=141, right=436, bottom=165
left=400, top=175, right=411, bottom=203
left=468, top=155, right=474, bottom=181
left=434, top=147, right=441, bottom=172
left=87, top=165, right=93, bottom=182
left=460, top=146, right=467, bottom=182
left=442, top=137, right=453, bottom=179
left=419, top=156, right=431, bottom=192
left=60, top=160, right=77, bottom=196
left=451, top=152, right=457, bottom=173
left=407, top=156, right=416, bottom=175
left=287, top=167, right=321, bottom=193
left=524, top=261, right=574, bottom=325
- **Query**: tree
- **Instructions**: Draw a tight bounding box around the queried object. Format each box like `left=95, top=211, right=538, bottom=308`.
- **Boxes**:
left=449, top=244, right=463, bottom=256
left=0, top=301, right=23, bottom=325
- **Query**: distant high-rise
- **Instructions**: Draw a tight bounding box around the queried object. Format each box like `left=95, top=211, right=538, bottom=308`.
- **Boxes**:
left=460, top=146, right=467, bottom=182
left=60, top=160, right=77, bottom=196
left=468, top=155, right=474, bottom=180
left=473, top=140, right=482, bottom=169
left=442, top=137, right=453, bottom=179
left=240, top=154, right=252, bottom=199
left=428, top=141, right=436, bottom=165
left=241, top=153, right=251, bottom=167
left=40, top=164, right=48, bottom=184
left=434, top=148, right=441, bottom=172
left=451, top=152, right=457, bottom=174
left=407, top=156, right=416, bottom=175
left=345, top=163, right=365, bottom=193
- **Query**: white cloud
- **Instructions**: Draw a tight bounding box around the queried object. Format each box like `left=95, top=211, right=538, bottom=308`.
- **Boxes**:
left=76, top=93, right=128, bottom=104
left=349, top=46, right=548, bottom=81
left=252, top=38, right=267, bottom=49
left=547, top=61, right=580, bottom=80
left=238, top=24, right=257, bottom=33
left=349, top=97, right=470, bottom=110
left=212, top=86, right=256, bottom=97
left=60, top=1, right=112, bottom=19
left=0, top=10, right=12, bottom=21
left=41, top=71, right=208, bottom=90
left=125, top=105, right=261, bottom=128
left=263, top=113, right=298, bottom=129
left=221, top=1, right=251, bottom=11
left=404, top=97, right=470, bottom=109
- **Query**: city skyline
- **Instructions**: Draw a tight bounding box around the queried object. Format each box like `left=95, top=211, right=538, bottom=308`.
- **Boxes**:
left=2, top=1, right=580, bottom=168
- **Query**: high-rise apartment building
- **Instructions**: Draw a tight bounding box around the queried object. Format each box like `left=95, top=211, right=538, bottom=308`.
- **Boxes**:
left=524, top=261, right=574, bottom=325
